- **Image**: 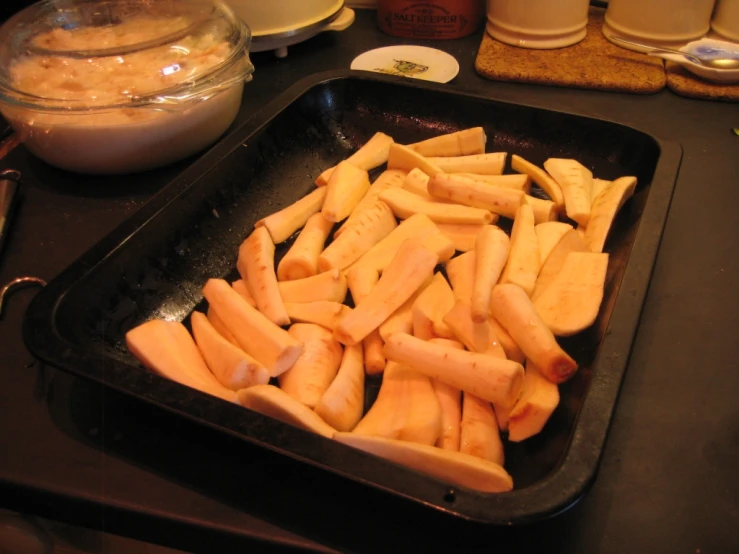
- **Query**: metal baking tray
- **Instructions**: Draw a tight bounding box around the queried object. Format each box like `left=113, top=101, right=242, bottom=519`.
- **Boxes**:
left=23, top=71, right=681, bottom=525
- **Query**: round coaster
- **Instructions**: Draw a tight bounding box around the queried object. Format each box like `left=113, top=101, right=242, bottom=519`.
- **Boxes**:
left=351, top=45, right=460, bottom=83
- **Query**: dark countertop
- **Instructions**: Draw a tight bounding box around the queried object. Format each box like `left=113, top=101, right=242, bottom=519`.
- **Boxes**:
left=1, top=9, right=737, bottom=554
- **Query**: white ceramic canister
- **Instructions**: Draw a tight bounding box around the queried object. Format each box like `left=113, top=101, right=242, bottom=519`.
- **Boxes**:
left=711, top=0, right=739, bottom=42
left=603, top=0, right=716, bottom=50
left=485, top=0, right=591, bottom=49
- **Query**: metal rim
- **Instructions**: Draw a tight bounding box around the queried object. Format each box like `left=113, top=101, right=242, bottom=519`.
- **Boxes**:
left=251, top=2, right=344, bottom=43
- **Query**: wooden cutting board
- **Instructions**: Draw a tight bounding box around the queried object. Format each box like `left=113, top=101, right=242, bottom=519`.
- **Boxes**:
left=475, top=7, right=666, bottom=94
left=665, top=61, right=739, bottom=103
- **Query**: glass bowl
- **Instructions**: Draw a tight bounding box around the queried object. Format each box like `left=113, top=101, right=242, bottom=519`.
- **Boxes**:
left=0, top=0, right=254, bottom=175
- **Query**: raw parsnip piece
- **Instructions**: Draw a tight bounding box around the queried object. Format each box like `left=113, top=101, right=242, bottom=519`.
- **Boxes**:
left=591, top=177, right=610, bottom=201
left=191, top=312, right=270, bottom=391
left=499, top=203, right=541, bottom=297
left=202, top=279, right=303, bottom=376
left=535, top=221, right=574, bottom=265
left=543, top=158, right=594, bottom=226
left=379, top=276, right=432, bottom=341
left=428, top=153, right=507, bottom=175
left=532, top=229, right=588, bottom=301
left=396, top=366, right=443, bottom=446
left=407, top=127, right=486, bottom=157
left=418, top=231, right=456, bottom=265
left=314, top=166, right=334, bottom=187
left=279, top=269, right=348, bottom=303
left=231, top=279, right=256, bottom=307
left=284, top=301, right=351, bottom=331
left=402, top=168, right=433, bottom=199
left=319, top=201, right=397, bottom=271
left=277, top=213, right=333, bottom=281
left=333, top=433, right=514, bottom=493
left=445, top=251, right=476, bottom=305
left=471, top=225, right=510, bottom=322
left=432, top=379, right=462, bottom=451
left=352, top=361, right=408, bottom=438
left=335, top=241, right=439, bottom=345
left=314, top=343, right=365, bottom=432
left=583, top=176, right=637, bottom=253
left=126, top=319, right=238, bottom=403
left=459, top=393, right=505, bottom=466
left=278, top=323, right=343, bottom=408
left=455, top=173, right=532, bottom=193
left=207, top=306, right=239, bottom=346
left=384, top=333, right=524, bottom=406
left=349, top=213, right=442, bottom=274
left=322, top=161, right=371, bottom=222
left=435, top=223, right=484, bottom=252
left=442, top=300, right=507, bottom=358
left=364, top=332, right=387, bottom=375
left=237, top=226, right=290, bottom=326
left=337, top=169, right=406, bottom=235
left=238, top=384, right=336, bottom=439
left=427, top=173, right=524, bottom=219
left=345, top=131, right=395, bottom=171
left=524, top=195, right=558, bottom=223
left=489, top=315, right=525, bottom=364
left=412, top=272, right=456, bottom=340
left=533, top=251, right=609, bottom=336
left=380, top=187, right=495, bottom=225
left=387, top=143, right=444, bottom=177
left=346, top=265, right=379, bottom=305
left=511, top=154, right=565, bottom=209
left=508, top=361, right=560, bottom=442
left=490, top=284, right=577, bottom=384
left=255, top=186, right=327, bottom=243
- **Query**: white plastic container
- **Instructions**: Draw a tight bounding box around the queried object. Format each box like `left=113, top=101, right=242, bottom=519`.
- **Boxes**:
left=0, top=0, right=255, bottom=175
left=711, top=0, right=739, bottom=42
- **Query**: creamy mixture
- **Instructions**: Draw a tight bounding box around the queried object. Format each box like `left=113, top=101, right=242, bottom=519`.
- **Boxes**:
left=9, top=15, right=231, bottom=123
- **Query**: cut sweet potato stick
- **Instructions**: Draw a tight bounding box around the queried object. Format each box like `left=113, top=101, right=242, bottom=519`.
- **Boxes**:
left=533, top=251, right=609, bottom=336
left=322, top=161, right=371, bottom=223
left=499, top=203, right=541, bottom=297
left=428, top=153, right=507, bottom=175
left=191, top=312, right=270, bottom=391
left=278, top=323, right=343, bottom=409
left=407, top=127, right=486, bottom=157
left=531, top=229, right=588, bottom=302
left=379, top=276, right=432, bottom=341
left=459, top=393, right=505, bottom=466
left=435, top=223, right=484, bottom=252
left=445, top=251, right=476, bottom=305
left=402, top=168, right=433, bottom=199
left=237, top=227, right=290, bottom=326
left=333, top=433, right=513, bottom=493
left=380, top=187, right=495, bottom=225
left=489, top=284, right=577, bottom=384
left=319, top=201, right=397, bottom=272
left=336, top=169, right=406, bottom=235
left=334, top=240, right=439, bottom=345
left=535, top=222, right=573, bottom=266
left=427, top=173, right=524, bottom=220
left=412, top=272, right=456, bottom=340
left=279, top=269, right=348, bottom=304
left=583, top=176, right=637, bottom=253
left=543, top=158, right=594, bottom=226
left=202, top=279, right=303, bottom=377
left=349, top=213, right=441, bottom=274
left=454, top=173, right=532, bottom=193
left=429, top=338, right=463, bottom=452
left=510, top=154, right=564, bottom=209
left=471, top=225, right=510, bottom=322
left=314, top=343, right=365, bottom=432
left=206, top=306, right=239, bottom=346
left=591, top=177, right=610, bottom=201
left=126, top=319, right=239, bottom=403
left=277, top=213, right=333, bottom=281
left=384, top=333, right=524, bottom=406
left=255, top=186, right=328, bottom=244
left=507, top=361, right=560, bottom=442
left=442, top=300, right=507, bottom=358
left=238, top=384, right=336, bottom=438
left=387, top=143, right=444, bottom=177
left=284, top=301, right=351, bottom=332
left=524, top=195, right=558, bottom=223
left=231, top=279, right=256, bottom=307
left=363, top=332, right=387, bottom=375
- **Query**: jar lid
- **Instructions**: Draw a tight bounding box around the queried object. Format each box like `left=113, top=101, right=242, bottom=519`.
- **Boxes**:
left=0, top=0, right=253, bottom=112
